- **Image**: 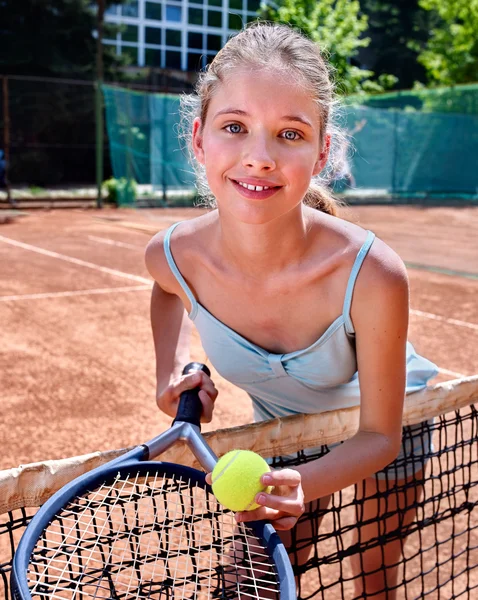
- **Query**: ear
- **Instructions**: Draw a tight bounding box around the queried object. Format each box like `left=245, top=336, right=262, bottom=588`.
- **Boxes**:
left=192, top=117, right=205, bottom=165
left=313, top=134, right=331, bottom=176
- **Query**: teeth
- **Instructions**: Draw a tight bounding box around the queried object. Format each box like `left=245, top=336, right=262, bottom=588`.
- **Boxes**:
left=237, top=181, right=270, bottom=191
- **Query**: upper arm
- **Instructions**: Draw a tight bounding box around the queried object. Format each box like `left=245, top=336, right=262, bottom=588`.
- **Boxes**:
left=144, top=230, right=178, bottom=295
left=351, top=239, right=409, bottom=451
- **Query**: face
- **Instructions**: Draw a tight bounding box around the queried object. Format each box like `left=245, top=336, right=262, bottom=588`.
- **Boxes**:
left=192, top=68, right=330, bottom=225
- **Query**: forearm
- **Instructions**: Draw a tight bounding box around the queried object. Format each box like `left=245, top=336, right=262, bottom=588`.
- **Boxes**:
left=150, top=282, right=192, bottom=394
left=295, top=430, right=400, bottom=503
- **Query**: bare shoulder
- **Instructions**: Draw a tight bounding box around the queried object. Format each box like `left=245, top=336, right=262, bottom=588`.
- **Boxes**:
left=352, top=234, right=409, bottom=325
left=358, top=235, right=408, bottom=295
left=145, top=212, right=216, bottom=294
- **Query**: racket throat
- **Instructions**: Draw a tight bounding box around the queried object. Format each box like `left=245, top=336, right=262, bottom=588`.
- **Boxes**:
left=144, top=421, right=218, bottom=472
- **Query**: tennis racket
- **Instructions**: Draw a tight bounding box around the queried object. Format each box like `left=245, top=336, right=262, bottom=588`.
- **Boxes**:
left=11, top=362, right=296, bottom=599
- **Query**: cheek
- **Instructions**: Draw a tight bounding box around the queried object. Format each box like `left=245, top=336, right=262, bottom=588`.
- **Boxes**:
left=285, top=149, right=318, bottom=188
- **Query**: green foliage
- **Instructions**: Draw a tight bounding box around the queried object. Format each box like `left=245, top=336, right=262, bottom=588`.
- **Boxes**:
left=360, top=1, right=434, bottom=89
left=102, top=177, right=137, bottom=205
left=259, top=0, right=396, bottom=94
left=415, top=0, right=478, bottom=84
left=0, top=0, right=128, bottom=78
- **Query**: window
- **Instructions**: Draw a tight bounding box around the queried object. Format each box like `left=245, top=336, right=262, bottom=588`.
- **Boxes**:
left=121, top=46, right=138, bottom=65
left=247, top=0, right=260, bottom=10
left=166, top=29, right=181, bottom=47
left=166, top=4, right=182, bottom=22
left=189, top=0, right=203, bottom=4
left=145, top=27, right=162, bottom=45
left=188, top=32, right=203, bottom=50
left=207, top=34, right=222, bottom=51
left=145, top=2, right=162, bottom=20
left=208, top=0, right=222, bottom=6
left=145, top=48, right=162, bottom=67
left=207, top=10, right=222, bottom=27
left=187, top=52, right=203, bottom=72
left=229, top=0, right=242, bottom=9
left=188, top=8, right=203, bottom=25
left=165, top=50, right=182, bottom=69
left=121, top=25, right=138, bottom=43
left=121, top=1, right=139, bottom=18
left=228, top=13, right=243, bottom=29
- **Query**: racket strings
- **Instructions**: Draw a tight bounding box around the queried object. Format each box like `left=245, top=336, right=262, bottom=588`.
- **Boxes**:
left=26, top=471, right=280, bottom=599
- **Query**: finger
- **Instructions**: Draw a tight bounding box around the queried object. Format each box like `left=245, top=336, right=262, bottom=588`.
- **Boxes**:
left=199, top=390, right=215, bottom=422
left=235, top=506, right=277, bottom=523
left=205, top=472, right=212, bottom=485
left=200, top=378, right=218, bottom=401
left=261, top=469, right=301, bottom=488
left=177, top=372, right=202, bottom=394
left=269, top=516, right=299, bottom=531
left=255, top=492, right=305, bottom=517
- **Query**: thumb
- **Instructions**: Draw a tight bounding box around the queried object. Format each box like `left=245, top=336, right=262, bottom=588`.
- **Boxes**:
left=180, top=372, right=201, bottom=393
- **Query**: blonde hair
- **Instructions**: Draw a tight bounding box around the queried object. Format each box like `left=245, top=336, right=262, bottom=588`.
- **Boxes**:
left=180, top=22, right=349, bottom=217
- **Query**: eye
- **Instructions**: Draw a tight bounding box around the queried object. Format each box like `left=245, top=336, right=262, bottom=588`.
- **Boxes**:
left=224, top=123, right=243, bottom=134
left=281, top=130, right=302, bottom=141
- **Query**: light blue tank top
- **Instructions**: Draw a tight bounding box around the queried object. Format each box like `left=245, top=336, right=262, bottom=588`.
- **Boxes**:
left=164, top=223, right=438, bottom=423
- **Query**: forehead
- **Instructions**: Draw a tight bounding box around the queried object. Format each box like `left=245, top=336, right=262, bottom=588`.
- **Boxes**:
left=207, top=67, right=321, bottom=126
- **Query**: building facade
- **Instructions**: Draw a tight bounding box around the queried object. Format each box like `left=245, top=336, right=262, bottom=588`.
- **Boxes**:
left=105, top=0, right=261, bottom=72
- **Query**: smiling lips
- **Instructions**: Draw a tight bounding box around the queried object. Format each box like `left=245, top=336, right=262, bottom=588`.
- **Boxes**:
left=231, top=178, right=282, bottom=200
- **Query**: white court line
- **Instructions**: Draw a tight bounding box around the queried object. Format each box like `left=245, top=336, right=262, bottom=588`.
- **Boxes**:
left=88, top=235, right=143, bottom=250
left=410, top=309, right=478, bottom=332
left=0, top=235, right=151, bottom=284
left=0, top=285, right=151, bottom=302
left=437, top=367, right=467, bottom=379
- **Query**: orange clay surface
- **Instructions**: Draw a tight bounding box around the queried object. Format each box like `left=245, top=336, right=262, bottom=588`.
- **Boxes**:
left=1, top=205, right=477, bottom=599
left=1, top=205, right=477, bottom=469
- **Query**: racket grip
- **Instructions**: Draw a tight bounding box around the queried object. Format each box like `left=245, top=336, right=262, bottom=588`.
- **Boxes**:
left=173, top=362, right=211, bottom=427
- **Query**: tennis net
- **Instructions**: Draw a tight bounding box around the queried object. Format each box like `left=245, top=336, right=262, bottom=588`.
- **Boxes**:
left=1, top=376, right=477, bottom=599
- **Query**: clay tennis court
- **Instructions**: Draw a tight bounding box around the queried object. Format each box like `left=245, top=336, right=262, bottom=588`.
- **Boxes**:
left=1, top=204, right=477, bottom=470
left=1, top=204, right=477, bottom=599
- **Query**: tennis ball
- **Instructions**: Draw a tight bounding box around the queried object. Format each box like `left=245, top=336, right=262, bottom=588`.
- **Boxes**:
left=211, top=449, right=273, bottom=512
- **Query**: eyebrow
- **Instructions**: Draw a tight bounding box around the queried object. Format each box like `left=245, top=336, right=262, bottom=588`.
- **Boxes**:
left=213, top=108, right=313, bottom=128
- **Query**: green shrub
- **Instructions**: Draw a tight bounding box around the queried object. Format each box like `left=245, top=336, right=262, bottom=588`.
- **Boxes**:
left=102, top=177, right=137, bottom=206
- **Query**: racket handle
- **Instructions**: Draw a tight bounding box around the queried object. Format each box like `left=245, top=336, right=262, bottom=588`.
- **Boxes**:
left=173, top=362, right=211, bottom=427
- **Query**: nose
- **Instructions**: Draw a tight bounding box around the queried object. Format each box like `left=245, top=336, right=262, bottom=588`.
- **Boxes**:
left=242, top=135, right=276, bottom=171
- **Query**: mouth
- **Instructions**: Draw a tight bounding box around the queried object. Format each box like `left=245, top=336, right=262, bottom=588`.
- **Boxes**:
left=230, top=179, right=282, bottom=200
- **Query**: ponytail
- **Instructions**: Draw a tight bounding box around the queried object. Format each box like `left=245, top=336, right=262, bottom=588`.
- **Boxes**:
left=304, top=184, right=341, bottom=216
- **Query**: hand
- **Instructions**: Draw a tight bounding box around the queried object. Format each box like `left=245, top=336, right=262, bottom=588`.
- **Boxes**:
left=157, top=370, right=218, bottom=422
left=206, top=468, right=305, bottom=531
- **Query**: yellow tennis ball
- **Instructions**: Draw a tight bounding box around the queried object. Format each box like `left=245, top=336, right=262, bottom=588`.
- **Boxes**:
left=211, top=449, right=273, bottom=512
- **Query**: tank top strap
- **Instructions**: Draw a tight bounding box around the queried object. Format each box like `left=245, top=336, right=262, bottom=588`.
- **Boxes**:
left=163, top=222, right=198, bottom=318
left=342, top=231, right=376, bottom=335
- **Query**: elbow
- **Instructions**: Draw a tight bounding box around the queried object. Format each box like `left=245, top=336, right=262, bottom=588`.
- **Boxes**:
left=379, top=433, right=402, bottom=469
left=365, top=431, right=402, bottom=472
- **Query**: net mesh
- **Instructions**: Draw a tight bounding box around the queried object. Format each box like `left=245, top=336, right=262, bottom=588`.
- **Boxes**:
left=2, top=403, right=477, bottom=599
left=0, top=392, right=478, bottom=600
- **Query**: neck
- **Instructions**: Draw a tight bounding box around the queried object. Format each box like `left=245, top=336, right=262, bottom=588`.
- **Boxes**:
left=215, top=206, right=312, bottom=276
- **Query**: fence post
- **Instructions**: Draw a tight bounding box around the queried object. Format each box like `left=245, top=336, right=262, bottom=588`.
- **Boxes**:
left=2, top=75, right=14, bottom=207
left=95, top=0, right=105, bottom=208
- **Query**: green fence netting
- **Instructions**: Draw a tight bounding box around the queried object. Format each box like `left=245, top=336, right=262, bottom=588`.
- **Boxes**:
left=103, top=84, right=478, bottom=205
left=103, top=85, right=195, bottom=206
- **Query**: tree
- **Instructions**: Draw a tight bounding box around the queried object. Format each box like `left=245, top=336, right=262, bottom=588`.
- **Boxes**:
left=0, top=0, right=128, bottom=79
left=260, top=0, right=397, bottom=94
left=359, top=1, right=435, bottom=89
left=414, top=0, right=478, bottom=85
left=0, top=0, right=131, bottom=186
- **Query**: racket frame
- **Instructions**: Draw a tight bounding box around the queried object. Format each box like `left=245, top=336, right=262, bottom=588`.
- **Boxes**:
left=12, top=363, right=296, bottom=599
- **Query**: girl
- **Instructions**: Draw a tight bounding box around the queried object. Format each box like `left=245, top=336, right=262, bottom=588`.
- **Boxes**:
left=145, top=22, right=438, bottom=598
